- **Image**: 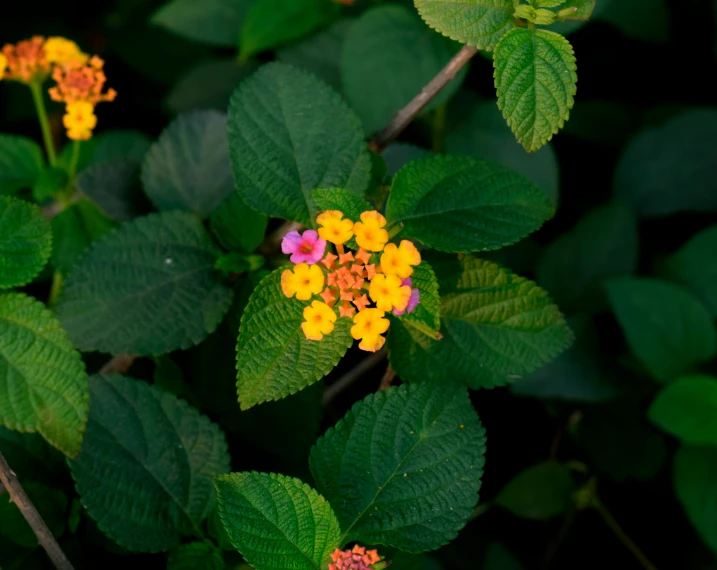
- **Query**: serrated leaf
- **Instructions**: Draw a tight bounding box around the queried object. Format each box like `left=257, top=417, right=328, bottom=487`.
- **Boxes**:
left=382, top=143, right=433, bottom=177
left=228, top=63, right=371, bottom=226
left=311, top=188, right=373, bottom=222
left=210, top=192, right=268, bottom=254
left=662, top=225, right=717, bottom=317
left=310, top=383, right=486, bottom=552
left=215, top=472, right=341, bottom=570
left=141, top=110, right=234, bottom=217
left=152, top=0, right=250, bottom=47
left=0, top=196, right=52, bottom=288
left=675, top=446, right=717, bottom=555
left=496, top=461, right=575, bottom=520
left=236, top=268, right=352, bottom=409
left=388, top=255, right=573, bottom=389
left=240, top=0, right=340, bottom=60
left=0, top=293, right=88, bottom=457
left=168, top=542, right=225, bottom=570
left=558, top=0, right=596, bottom=20
left=649, top=375, right=717, bottom=445
left=605, top=278, right=717, bottom=382
left=0, top=135, right=44, bottom=195
left=386, top=156, right=554, bottom=252
left=396, top=260, right=440, bottom=331
left=75, top=159, right=146, bottom=222
left=494, top=28, right=577, bottom=152
left=414, top=0, right=516, bottom=51
left=56, top=211, right=233, bottom=356
left=69, top=375, right=230, bottom=552
left=341, top=5, right=467, bottom=134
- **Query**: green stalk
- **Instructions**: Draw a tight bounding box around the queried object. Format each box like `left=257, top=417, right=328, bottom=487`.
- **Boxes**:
left=48, top=272, right=63, bottom=308
left=29, top=81, right=57, bottom=167
left=67, top=140, right=81, bottom=188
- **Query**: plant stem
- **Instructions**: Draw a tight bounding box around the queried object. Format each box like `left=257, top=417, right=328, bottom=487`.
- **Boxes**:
left=594, top=498, right=658, bottom=570
left=378, top=364, right=395, bottom=390
left=99, top=354, right=137, bottom=375
left=0, top=451, right=75, bottom=570
left=48, top=272, right=64, bottom=308
left=468, top=501, right=493, bottom=521
left=67, top=140, right=81, bottom=190
left=432, top=102, right=447, bottom=153
left=29, top=81, right=57, bottom=167
left=323, top=350, right=387, bottom=405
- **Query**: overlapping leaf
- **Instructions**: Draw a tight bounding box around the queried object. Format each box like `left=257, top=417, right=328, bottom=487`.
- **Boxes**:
left=496, top=461, right=575, bottom=519
left=311, top=188, right=373, bottom=222
left=675, top=446, right=717, bottom=555
left=210, top=192, right=268, bottom=253
left=152, top=0, right=250, bottom=47
left=0, top=135, right=44, bottom=195
left=168, top=542, right=225, bottom=570
left=75, top=159, right=146, bottom=222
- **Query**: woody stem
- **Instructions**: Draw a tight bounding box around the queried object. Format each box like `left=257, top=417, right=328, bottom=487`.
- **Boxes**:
left=29, top=81, right=57, bottom=167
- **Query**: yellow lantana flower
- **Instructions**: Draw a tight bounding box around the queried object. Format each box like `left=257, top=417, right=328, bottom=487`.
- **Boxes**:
left=380, top=240, right=421, bottom=278
left=44, top=37, right=87, bottom=65
left=351, top=308, right=390, bottom=352
left=301, top=300, right=337, bottom=341
left=63, top=101, right=97, bottom=141
left=369, top=274, right=411, bottom=313
left=353, top=211, right=388, bottom=252
left=0, top=53, right=7, bottom=80
left=317, top=210, right=354, bottom=245
left=281, top=263, right=325, bottom=301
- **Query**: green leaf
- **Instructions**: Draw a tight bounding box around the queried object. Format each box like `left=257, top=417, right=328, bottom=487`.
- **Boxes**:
left=383, top=144, right=433, bottom=177
left=598, top=0, right=668, bottom=43
left=605, top=278, right=717, bottom=382
left=69, top=374, right=230, bottom=552
left=675, top=445, right=717, bottom=555
left=0, top=483, right=67, bottom=548
left=341, top=5, right=467, bottom=135
left=0, top=135, right=44, bottom=195
left=215, top=472, right=341, bottom=570
left=152, top=0, right=250, bottom=47
left=649, top=375, right=717, bottom=445
left=0, top=293, right=88, bottom=457
left=240, top=0, right=340, bottom=60
left=32, top=167, right=68, bottom=203
left=141, top=111, right=235, bottom=217
left=537, top=203, right=637, bottom=314
left=236, top=268, right=352, bottom=409
left=558, top=0, right=596, bottom=20
left=388, top=255, right=573, bottom=389
left=414, top=0, right=516, bottom=51
left=56, top=211, right=233, bottom=356
left=614, top=110, right=717, bottom=217
left=0, top=196, right=52, bottom=288
left=210, top=192, right=268, bottom=253
left=310, top=383, right=486, bottom=552
left=88, top=130, right=152, bottom=167
left=385, top=155, right=554, bottom=252
left=0, top=427, right=63, bottom=485
left=228, top=62, right=371, bottom=226
left=496, top=461, right=575, bottom=520
left=662, top=225, right=717, bottom=317
left=75, top=159, right=145, bottom=222
left=311, top=188, right=373, bottom=222
left=494, top=28, right=577, bottom=152
left=168, top=542, right=225, bottom=570
left=396, top=260, right=440, bottom=332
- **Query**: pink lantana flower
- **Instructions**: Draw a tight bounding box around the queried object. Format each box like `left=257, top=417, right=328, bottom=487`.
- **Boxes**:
left=393, top=277, right=420, bottom=315
left=282, top=230, right=326, bottom=264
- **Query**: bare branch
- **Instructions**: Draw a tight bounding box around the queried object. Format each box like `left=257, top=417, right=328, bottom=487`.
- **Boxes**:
left=99, top=354, right=136, bottom=375
left=378, top=365, right=396, bottom=391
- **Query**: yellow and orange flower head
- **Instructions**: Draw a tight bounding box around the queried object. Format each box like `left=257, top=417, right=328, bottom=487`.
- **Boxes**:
left=0, top=53, right=7, bottom=80
left=301, top=300, right=337, bottom=341
left=63, top=101, right=97, bottom=141
left=380, top=240, right=421, bottom=278
left=281, top=263, right=325, bottom=301
left=351, top=309, right=390, bottom=352
left=317, top=210, right=354, bottom=245
left=1, top=36, right=50, bottom=83
left=369, top=274, right=411, bottom=313
left=49, top=55, right=117, bottom=105
left=353, top=210, right=389, bottom=252
left=43, top=37, right=87, bottom=65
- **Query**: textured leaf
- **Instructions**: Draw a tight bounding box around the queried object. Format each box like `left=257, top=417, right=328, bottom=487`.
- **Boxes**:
left=210, top=192, right=268, bottom=253
left=649, top=375, right=717, bottom=445
left=494, top=28, right=577, bottom=152
left=395, top=260, right=440, bottom=332
left=89, top=130, right=152, bottom=166
left=215, top=472, right=340, bottom=570
left=228, top=63, right=371, bottom=226
left=75, top=159, right=146, bottom=222
left=0, top=196, right=52, bottom=288
left=386, top=155, right=554, bottom=252
left=537, top=203, right=637, bottom=314
left=311, top=188, right=373, bottom=222
left=0, top=293, right=88, bottom=457
left=69, top=375, right=230, bottom=552
left=236, top=268, right=352, bottom=409
left=559, top=0, right=597, bottom=20
left=341, top=5, right=467, bottom=134
left=152, top=0, right=250, bottom=47
left=168, top=542, right=225, bottom=570
left=675, top=445, right=717, bottom=555
left=383, top=144, right=433, bottom=177
left=614, top=110, right=717, bottom=217
left=388, top=255, right=573, bottom=389
left=56, top=211, right=232, bottom=356
left=310, top=383, right=486, bottom=552
left=240, top=0, right=340, bottom=60
left=0, top=135, right=44, bottom=195
left=662, top=225, right=717, bottom=317
left=496, top=461, right=575, bottom=520
left=414, top=0, right=516, bottom=51
left=141, top=111, right=234, bottom=217
left=605, top=278, right=717, bottom=382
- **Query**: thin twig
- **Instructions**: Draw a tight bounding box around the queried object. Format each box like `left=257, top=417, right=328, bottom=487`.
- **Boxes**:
left=99, top=354, right=136, bottom=375
left=594, top=499, right=658, bottom=570
left=0, top=451, right=75, bottom=570
left=369, top=44, right=479, bottom=154
left=323, top=350, right=387, bottom=406
left=378, top=365, right=396, bottom=391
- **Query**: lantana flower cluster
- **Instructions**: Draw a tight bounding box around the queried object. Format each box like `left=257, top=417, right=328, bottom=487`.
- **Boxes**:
left=329, top=545, right=382, bottom=570
left=281, top=209, right=421, bottom=352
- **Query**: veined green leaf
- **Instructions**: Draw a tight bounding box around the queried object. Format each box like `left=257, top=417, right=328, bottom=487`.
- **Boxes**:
left=75, top=159, right=146, bottom=222
left=414, top=0, right=517, bottom=51
left=56, top=211, right=232, bottom=356
left=311, top=188, right=373, bottom=222
left=388, top=255, right=572, bottom=389
left=168, top=542, right=225, bottom=570
left=152, top=0, right=250, bottom=47
left=210, top=192, right=268, bottom=254
left=395, top=260, right=440, bottom=332
left=494, top=28, right=577, bottom=152
left=0, top=196, right=52, bottom=288
left=0, top=293, right=88, bottom=457
left=215, top=472, right=340, bottom=570
left=675, top=445, right=717, bottom=555
left=227, top=63, right=371, bottom=226
left=310, top=383, right=486, bottom=552
left=0, top=135, right=44, bottom=195
left=236, top=268, right=352, bottom=409
left=496, top=461, right=575, bottom=519
left=69, top=375, right=230, bottom=552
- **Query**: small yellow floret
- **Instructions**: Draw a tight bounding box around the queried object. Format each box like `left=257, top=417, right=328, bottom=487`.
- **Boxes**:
left=63, top=101, right=97, bottom=141
left=369, top=274, right=411, bottom=312
left=380, top=240, right=421, bottom=278
left=317, top=210, right=354, bottom=245
left=0, top=53, right=7, bottom=80
left=351, top=308, right=389, bottom=352
left=44, top=37, right=87, bottom=64
left=281, top=263, right=325, bottom=301
left=353, top=210, right=388, bottom=252
left=301, top=300, right=337, bottom=341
